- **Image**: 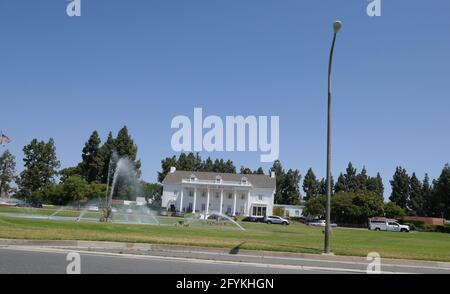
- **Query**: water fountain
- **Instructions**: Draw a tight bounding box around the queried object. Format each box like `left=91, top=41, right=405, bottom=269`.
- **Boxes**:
left=185, top=210, right=246, bottom=231
left=1, top=152, right=244, bottom=231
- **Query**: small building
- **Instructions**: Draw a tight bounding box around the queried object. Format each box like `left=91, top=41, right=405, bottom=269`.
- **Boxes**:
left=161, top=167, right=276, bottom=217
left=273, top=204, right=305, bottom=218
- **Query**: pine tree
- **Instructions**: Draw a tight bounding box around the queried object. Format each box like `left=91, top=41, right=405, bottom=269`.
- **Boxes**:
left=433, top=164, right=450, bottom=218
left=114, top=126, right=141, bottom=174
left=422, top=173, right=433, bottom=216
left=334, top=173, right=346, bottom=193
left=157, top=155, right=177, bottom=183
left=356, top=166, right=368, bottom=191
left=303, top=168, right=320, bottom=200
left=270, top=160, right=285, bottom=204
left=376, top=173, right=384, bottom=198
left=367, top=173, right=384, bottom=198
left=99, top=132, right=116, bottom=183
left=345, top=162, right=358, bottom=192
left=389, top=167, right=410, bottom=210
left=255, top=167, right=265, bottom=175
left=320, top=176, right=334, bottom=196
left=79, top=131, right=103, bottom=183
left=408, top=173, right=424, bottom=216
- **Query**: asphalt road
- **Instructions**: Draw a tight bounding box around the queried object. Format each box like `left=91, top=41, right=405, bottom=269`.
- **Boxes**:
left=0, top=247, right=334, bottom=274
left=1, top=246, right=449, bottom=274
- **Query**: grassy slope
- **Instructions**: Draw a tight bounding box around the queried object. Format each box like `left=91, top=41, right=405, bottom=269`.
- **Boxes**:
left=0, top=214, right=449, bottom=262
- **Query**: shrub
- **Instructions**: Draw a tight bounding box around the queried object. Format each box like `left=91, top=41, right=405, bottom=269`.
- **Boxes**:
left=421, top=225, right=450, bottom=233
left=403, top=222, right=416, bottom=231
left=399, top=220, right=425, bottom=230
left=273, top=206, right=284, bottom=217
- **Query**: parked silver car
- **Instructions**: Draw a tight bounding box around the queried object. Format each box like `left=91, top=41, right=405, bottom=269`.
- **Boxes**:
left=308, top=220, right=338, bottom=228
left=265, top=215, right=289, bottom=225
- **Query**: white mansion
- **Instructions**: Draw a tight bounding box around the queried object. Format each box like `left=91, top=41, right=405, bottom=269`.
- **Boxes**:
left=161, top=167, right=276, bottom=217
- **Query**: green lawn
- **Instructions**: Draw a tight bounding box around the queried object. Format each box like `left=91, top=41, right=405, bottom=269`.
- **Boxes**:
left=0, top=213, right=449, bottom=262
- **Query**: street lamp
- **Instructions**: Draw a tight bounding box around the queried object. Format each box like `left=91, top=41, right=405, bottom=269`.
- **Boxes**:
left=324, top=20, right=342, bottom=254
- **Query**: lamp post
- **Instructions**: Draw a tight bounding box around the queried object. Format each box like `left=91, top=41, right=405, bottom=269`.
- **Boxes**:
left=324, top=20, right=342, bottom=254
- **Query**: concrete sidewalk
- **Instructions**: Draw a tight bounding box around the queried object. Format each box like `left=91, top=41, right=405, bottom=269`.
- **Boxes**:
left=1, top=238, right=449, bottom=273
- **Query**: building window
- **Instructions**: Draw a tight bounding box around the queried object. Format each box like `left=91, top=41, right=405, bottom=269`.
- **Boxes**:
left=201, top=204, right=206, bottom=211
left=258, top=195, right=263, bottom=201
left=215, top=192, right=220, bottom=199
left=252, top=206, right=267, bottom=217
left=241, top=177, right=248, bottom=185
left=189, top=174, right=197, bottom=182
left=227, top=205, right=232, bottom=215
left=202, top=192, right=206, bottom=198
left=295, top=210, right=300, bottom=216
left=228, top=193, right=232, bottom=199
left=240, top=194, right=245, bottom=200
left=215, top=176, right=222, bottom=183
left=189, top=191, right=194, bottom=197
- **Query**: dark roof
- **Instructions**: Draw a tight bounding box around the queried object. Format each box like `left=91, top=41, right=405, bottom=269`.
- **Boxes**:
left=163, top=170, right=276, bottom=189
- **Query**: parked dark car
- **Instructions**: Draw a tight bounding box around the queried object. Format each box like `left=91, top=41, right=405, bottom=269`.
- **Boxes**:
left=242, top=216, right=265, bottom=223
left=15, top=201, right=42, bottom=208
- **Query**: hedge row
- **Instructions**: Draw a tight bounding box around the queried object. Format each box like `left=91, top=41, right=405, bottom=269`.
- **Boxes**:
left=399, top=220, right=450, bottom=233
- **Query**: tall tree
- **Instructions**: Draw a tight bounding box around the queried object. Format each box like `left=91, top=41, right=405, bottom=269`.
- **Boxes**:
left=344, top=162, right=358, bottom=192
left=334, top=173, right=346, bottom=193
left=375, top=173, right=384, bottom=198
left=114, top=126, right=141, bottom=174
left=303, top=168, right=320, bottom=200
left=389, top=167, right=410, bottom=210
left=356, top=166, right=369, bottom=191
left=158, top=155, right=178, bottom=183
left=367, top=173, right=384, bottom=198
left=99, top=132, right=116, bottom=183
left=270, top=160, right=284, bottom=204
left=0, top=150, right=16, bottom=197
left=79, top=131, right=103, bottom=182
left=319, top=176, right=334, bottom=196
left=408, top=173, right=424, bottom=216
left=17, top=138, right=60, bottom=199
left=269, top=161, right=301, bottom=204
left=422, top=173, right=434, bottom=216
left=432, top=164, right=450, bottom=218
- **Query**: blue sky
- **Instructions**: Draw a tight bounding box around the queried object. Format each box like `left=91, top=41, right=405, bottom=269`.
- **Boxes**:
left=1, top=0, right=449, bottom=199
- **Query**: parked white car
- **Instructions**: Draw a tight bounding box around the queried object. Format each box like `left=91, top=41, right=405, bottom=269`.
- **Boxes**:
left=265, top=216, right=289, bottom=225
left=88, top=206, right=99, bottom=212
left=308, top=220, right=338, bottom=228
left=369, top=218, right=410, bottom=232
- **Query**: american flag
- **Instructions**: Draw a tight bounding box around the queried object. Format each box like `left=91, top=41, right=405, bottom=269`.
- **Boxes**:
left=0, top=133, right=11, bottom=145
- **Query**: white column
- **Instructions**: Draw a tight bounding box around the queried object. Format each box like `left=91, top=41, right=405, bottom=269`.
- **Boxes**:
left=206, top=187, right=210, bottom=215
left=193, top=187, right=197, bottom=213
left=180, top=186, right=184, bottom=212
left=220, top=188, right=224, bottom=215
left=247, top=190, right=251, bottom=216
left=233, top=190, right=237, bottom=216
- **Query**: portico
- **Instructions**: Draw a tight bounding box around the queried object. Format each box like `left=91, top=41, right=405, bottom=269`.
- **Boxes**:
left=180, top=185, right=251, bottom=216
